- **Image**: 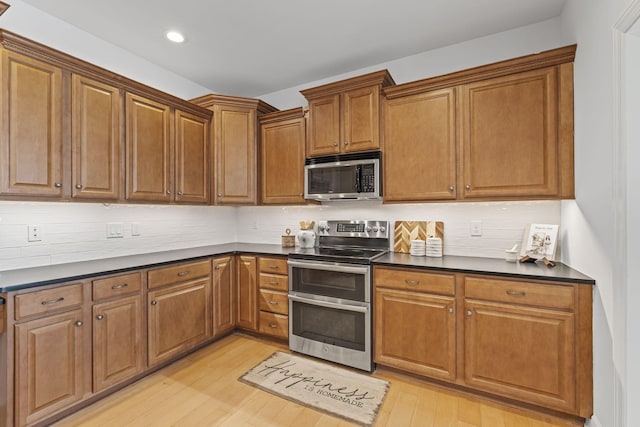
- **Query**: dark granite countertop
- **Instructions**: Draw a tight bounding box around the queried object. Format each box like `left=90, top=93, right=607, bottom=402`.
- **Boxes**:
left=373, top=252, right=595, bottom=284
left=0, top=243, right=594, bottom=292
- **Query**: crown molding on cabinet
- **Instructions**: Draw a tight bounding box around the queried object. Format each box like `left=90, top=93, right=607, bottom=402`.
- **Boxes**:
left=0, top=29, right=212, bottom=119
left=384, top=44, right=577, bottom=99
left=0, top=2, right=10, bottom=16
left=190, top=93, right=278, bottom=115
left=258, top=107, right=304, bottom=124
left=300, top=69, right=395, bottom=99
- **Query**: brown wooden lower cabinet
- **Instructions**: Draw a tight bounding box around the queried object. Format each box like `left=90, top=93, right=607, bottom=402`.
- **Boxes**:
left=374, top=288, right=456, bottom=381
left=236, top=255, right=257, bottom=331
left=93, top=295, right=144, bottom=392
left=14, top=308, right=90, bottom=426
left=257, top=256, right=289, bottom=339
left=373, top=266, right=593, bottom=419
left=147, top=277, right=212, bottom=367
left=213, top=256, right=235, bottom=337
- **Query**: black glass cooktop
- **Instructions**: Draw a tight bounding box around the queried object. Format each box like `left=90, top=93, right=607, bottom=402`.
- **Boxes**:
left=289, top=246, right=388, bottom=264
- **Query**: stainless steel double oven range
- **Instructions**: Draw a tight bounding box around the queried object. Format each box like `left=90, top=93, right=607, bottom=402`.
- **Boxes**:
left=288, top=220, right=389, bottom=372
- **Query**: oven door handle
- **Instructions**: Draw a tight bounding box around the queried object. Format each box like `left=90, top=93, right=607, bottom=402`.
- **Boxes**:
left=288, top=294, right=369, bottom=313
left=287, top=260, right=369, bottom=275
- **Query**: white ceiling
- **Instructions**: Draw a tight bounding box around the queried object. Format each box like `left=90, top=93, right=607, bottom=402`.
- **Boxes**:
left=20, top=0, right=566, bottom=97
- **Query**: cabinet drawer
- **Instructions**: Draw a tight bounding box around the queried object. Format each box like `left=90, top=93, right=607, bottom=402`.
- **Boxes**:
left=15, top=284, right=84, bottom=320
left=259, top=311, right=288, bottom=339
left=464, top=276, right=575, bottom=310
left=147, top=259, right=211, bottom=289
left=259, top=290, right=288, bottom=315
left=259, top=273, right=288, bottom=291
left=374, top=267, right=455, bottom=296
left=93, top=272, right=142, bottom=301
left=259, top=257, right=288, bottom=274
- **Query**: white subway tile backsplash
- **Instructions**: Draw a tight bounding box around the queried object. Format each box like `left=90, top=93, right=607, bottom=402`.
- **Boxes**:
left=0, top=200, right=561, bottom=271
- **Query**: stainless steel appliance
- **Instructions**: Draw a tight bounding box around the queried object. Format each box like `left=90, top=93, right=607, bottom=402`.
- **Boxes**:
left=304, top=152, right=382, bottom=201
left=288, top=220, right=389, bottom=372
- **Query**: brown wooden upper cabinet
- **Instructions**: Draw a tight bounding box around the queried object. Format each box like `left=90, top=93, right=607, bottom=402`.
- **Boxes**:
left=301, top=70, right=395, bottom=157
left=191, top=94, right=278, bottom=205
left=259, top=108, right=306, bottom=205
left=72, top=74, right=122, bottom=200
left=125, top=93, right=172, bottom=203
left=126, top=94, right=210, bottom=204
left=383, top=45, right=576, bottom=202
left=0, top=49, right=63, bottom=197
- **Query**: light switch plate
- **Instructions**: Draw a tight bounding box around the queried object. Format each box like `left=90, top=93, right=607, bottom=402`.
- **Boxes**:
left=107, top=223, right=124, bottom=238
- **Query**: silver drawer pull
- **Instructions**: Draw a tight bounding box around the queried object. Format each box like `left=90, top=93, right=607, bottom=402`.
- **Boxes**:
left=111, top=283, right=128, bottom=290
left=268, top=301, right=278, bottom=305
left=268, top=280, right=279, bottom=285
left=268, top=265, right=279, bottom=270
left=177, top=271, right=190, bottom=277
left=506, top=290, right=526, bottom=297
left=41, top=297, right=64, bottom=305
left=405, top=279, right=420, bottom=286
left=269, top=323, right=278, bottom=328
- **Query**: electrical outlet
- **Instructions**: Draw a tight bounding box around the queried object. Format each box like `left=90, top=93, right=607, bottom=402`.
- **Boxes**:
left=470, top=220, right=483, bottom=237
left=131, top=223, right=141, bottom=236
left=27, top=225, right=42, bottom=242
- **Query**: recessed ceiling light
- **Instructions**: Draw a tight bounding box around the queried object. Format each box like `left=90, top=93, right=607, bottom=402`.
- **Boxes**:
left=166, top=31, right=185, bottom=43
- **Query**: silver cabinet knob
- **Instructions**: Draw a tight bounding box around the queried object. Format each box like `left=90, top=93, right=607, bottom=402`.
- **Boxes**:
left=151, top=300, right=158, bottom=306
left=343, top=141, right=349, bottom=145
left=449, top=185, right=454, bottom=192
left=333, top=143, right=338, bottom=147
left=466, top=310, right=473, bottom=317
left=96, top=314, right=104, bottom=320
left=166, top=190, right=171, bottom=194
left=215, top=265, right=221, bottom=270
left=465, top=184, right=471, bottom=190
left=54, top=182, right=62, bottom=188
left=218, top=193, right=222, bottom=197
left=75, top=320, right=83, bottom=327
left=448, top=307, right=454, bottom=313
left=75, top=184, right=83, bottom=189
left=177, top=191, right=183, bottom=196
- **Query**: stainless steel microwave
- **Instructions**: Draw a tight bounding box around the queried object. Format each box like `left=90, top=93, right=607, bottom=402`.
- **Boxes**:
left=304, top=151, right=382, bottom=201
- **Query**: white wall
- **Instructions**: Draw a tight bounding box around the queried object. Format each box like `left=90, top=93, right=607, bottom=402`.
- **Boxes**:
left=259, top=18, right=567, bottom=109
left=0, top=0, right=215, bottom=99
left=560, top=0, right=635, bottom=426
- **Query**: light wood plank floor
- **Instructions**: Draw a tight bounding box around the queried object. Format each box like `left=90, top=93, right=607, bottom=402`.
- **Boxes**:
left=54, top=334, right=579, bottom=427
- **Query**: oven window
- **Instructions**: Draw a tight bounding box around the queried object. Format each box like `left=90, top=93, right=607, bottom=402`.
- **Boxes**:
left=307, top=165, right=357, bottom=195
left=290, top=267, right=366, bottom=301
left=291, top=300, right=365, bottom=352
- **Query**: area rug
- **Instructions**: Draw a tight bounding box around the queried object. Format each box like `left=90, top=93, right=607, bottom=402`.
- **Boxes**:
left=239, top=351, right=389, bottom=426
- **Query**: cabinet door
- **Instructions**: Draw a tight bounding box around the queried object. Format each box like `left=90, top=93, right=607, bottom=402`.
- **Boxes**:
left=214, top=105, right=257, bottom=204
left=213, top=256, right=235, bottom=336
left=71, top=74, right=121, bottom=200
left=459, top=67, right=559, bottom=199
left=93, top=295, right=144, bottom=392
left=261, top=116, right=305, bottom=204
left=15, top=309, right=88, bottom=426
left=306, top=94, right=340, bottom=157
left=125, top=93, right=172, bottom=202
left=464, top=300, right=575, bottom=413
left=383, top=88, right=457, bottom=201
left=342, top=86, right=380, bottom=153
left=1, top=50, right=63, bottom=196
left=375, top=288, right=456, bottom=381
left=175, top=110, right=209, bottom=204
left=148, top=278, right=212, bottom=366
left=236, top=255, right=257, bottom=331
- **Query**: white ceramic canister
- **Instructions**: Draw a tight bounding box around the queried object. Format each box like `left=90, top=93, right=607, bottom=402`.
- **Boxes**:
left=297, top=229, right=316, bottom=248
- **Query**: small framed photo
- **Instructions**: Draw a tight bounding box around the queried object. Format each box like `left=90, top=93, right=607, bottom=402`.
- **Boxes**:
left=520, top=224, right=559, bottom=261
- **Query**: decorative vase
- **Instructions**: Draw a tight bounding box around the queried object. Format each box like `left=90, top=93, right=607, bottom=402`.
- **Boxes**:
left=297, top=229, right=316, bottom=248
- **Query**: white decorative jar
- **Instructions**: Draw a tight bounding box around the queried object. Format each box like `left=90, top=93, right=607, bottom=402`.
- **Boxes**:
left=297, top=229, right=316, bottom=248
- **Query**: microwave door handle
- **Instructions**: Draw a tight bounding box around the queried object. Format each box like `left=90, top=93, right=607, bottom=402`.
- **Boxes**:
left=288, top=294, right=369, bottom=313
left=355, top=165, right=362, bottom=193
